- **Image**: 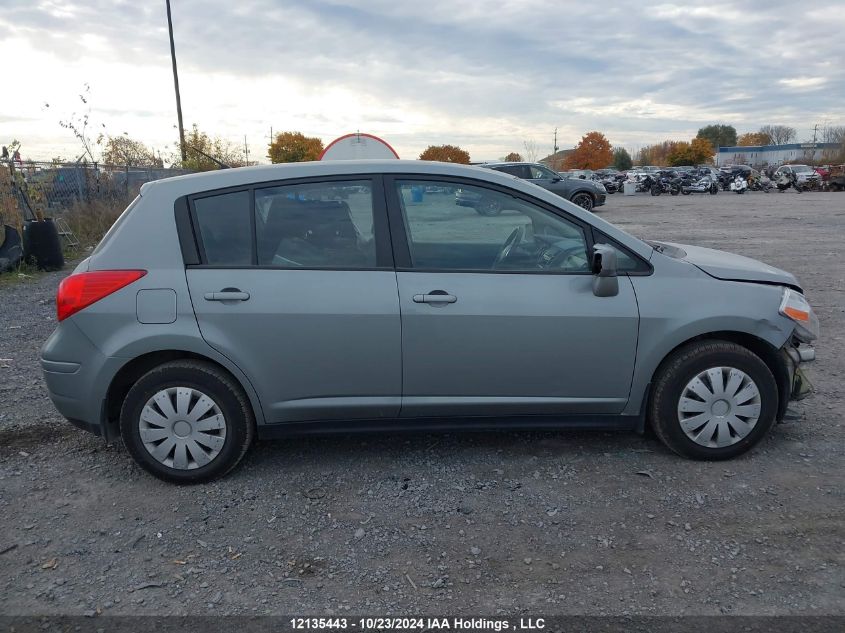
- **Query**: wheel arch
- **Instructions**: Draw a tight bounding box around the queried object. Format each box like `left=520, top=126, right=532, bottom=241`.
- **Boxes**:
left=645, top=330, right=791, bottom=426
left=103, top=349, right=264, bottom=440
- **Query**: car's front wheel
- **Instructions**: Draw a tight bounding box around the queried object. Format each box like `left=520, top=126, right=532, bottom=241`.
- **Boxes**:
left=648, top=341, right=778, bottom=460
left=120, top=360, right=255, bottom=483
left=570, top=192, right=594, bottom=211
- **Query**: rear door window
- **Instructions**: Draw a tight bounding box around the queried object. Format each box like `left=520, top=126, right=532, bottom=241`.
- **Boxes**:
left=253, top=180, right=376, bottom=268
left=493, top=165, right=523, bottom=178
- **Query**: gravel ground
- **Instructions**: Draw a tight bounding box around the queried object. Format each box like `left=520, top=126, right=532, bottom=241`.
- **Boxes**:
left=0, top=190, right=843, bottom=616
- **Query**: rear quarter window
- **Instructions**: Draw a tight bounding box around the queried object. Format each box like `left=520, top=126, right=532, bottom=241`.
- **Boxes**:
left=193, top=190, right=252, bottom=265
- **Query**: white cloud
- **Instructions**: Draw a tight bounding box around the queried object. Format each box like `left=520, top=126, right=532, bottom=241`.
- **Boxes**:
left=778, top=77, right=827, bottom=90
left=0, top=0, right=842, bottom=163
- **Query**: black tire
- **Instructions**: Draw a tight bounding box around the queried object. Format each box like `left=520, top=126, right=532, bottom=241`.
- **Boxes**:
left=120, top=360, right=255, bottom=483
left=710, top=185, right=719, bottom=195
left=670, top=187, right=680, bottom=196
left=570, top=192, right=594, bottom=211
left=648, top=341, right=778, bottom=461
left=681, top=190, right=691, bottom=195
left=650, top=185, right=661, bottom=196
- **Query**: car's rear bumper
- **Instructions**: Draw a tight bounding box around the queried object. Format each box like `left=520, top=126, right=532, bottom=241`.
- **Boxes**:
left=41, top=320, right=119, bottom=439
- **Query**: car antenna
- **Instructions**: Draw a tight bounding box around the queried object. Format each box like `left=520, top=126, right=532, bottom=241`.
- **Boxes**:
left=186, top=144, right=231, bottom=169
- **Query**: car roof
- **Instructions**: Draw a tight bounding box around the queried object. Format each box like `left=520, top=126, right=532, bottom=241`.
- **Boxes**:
left=142, top=160, right=537, bottom=199
left=481, top=161, right=544, bottom=167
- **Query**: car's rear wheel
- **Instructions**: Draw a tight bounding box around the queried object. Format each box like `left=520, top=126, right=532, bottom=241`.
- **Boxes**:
left=648, top=341, right=778, bottom=460
left=120, top=360, right=255, bottom=483
left=570, top=192, right=594, bottom=211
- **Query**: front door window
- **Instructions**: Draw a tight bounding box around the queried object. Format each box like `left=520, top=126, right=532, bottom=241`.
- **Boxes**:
left=396, top=180, right=589, bottom=273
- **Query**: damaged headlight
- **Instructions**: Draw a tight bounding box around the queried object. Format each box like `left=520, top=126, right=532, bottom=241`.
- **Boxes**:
left=779, top=288, right=819, bottom=342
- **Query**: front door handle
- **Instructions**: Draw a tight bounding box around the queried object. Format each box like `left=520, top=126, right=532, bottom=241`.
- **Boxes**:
left=204, top=289, right=250, bottom=302
left=413, top=292, right=457, bottom=304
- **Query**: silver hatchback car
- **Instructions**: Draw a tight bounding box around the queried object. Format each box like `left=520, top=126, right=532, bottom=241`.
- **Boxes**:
left=41, top=160, right=818, bottom=483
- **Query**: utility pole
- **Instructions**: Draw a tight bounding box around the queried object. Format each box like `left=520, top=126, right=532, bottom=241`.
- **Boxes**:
left=553, top=128, right=559, bottom=155
left=244, top=135, right=249, bottom=165
left=166, top=0, right=186, bottom=163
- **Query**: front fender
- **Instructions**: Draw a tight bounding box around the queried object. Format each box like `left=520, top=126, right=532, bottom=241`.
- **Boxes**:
left=624, top=269, right=793, bottom=416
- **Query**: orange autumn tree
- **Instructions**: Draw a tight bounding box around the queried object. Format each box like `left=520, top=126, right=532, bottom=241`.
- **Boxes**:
left=562, top=131, right=613, bottom=170
left=268, top=131, right=324, bottom=163
left=738, top=132, right=770, bottom=146
left=667, top=137, right=714, bottom=166
left=503, top=152, right=523, bottom=162
left=419, top=144, right=471, bottom=163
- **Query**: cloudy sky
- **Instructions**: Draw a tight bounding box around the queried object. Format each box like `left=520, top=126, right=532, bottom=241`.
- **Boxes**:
left=1, top=0, right=843, bottom=164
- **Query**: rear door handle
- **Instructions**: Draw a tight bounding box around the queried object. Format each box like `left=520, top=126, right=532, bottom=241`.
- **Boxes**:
left=413, top=292, right=457, bottom=304
left=204, top=290, right=250, bottom=302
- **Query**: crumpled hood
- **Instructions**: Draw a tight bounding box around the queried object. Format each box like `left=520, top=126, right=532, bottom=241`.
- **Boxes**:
left=659, top=242, right=801, bottom=289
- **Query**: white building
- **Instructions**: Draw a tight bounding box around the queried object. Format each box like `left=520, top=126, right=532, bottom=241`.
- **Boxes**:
left=716, top=142, right=840, bottom=167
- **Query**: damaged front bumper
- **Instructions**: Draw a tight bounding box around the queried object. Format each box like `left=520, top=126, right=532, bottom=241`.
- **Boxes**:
left=778, top=341, right=814, bottom=421
left=785, top=342, right=815, bottom=400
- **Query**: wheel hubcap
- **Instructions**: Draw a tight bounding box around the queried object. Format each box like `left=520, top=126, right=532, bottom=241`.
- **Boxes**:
left=677, top=367, right=761, bottom=448
left=139, top=387, right=227, bottom=470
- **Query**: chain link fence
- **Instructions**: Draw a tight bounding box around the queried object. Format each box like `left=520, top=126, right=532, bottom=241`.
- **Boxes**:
left=0, top=161, right=194, bottom=251
left=0, top=161, right=192, bottom=220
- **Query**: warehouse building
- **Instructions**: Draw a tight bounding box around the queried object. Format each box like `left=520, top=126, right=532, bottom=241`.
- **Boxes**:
left=716, top=142, right=840, bottom=167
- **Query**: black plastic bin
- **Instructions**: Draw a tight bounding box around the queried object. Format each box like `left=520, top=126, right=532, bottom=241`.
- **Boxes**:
left=23, top=219, right=64, bottom=271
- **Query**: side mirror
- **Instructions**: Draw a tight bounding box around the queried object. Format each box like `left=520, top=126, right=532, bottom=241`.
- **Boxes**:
left=551, top=175, right=561, bottom=182
left=591, top=244, right=619, bottom=297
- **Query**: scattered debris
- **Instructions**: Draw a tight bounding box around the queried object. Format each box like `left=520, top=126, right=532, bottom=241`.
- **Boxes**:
left=404, top=573, right=417, bottom=590
left=41, top=558, right=58, bottom=570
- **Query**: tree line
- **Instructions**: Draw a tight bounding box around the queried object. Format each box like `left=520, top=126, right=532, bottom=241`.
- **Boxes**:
left=45, top=85, right=845, bottom=172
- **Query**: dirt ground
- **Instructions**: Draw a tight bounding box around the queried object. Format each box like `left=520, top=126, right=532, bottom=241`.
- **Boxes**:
left=0, top=189, right=843, bottom=617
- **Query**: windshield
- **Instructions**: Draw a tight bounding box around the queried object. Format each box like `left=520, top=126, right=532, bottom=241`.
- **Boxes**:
left=792, top=165, right=813, bottom=174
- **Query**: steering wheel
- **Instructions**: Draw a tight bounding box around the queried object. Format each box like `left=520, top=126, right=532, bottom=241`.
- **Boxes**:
left=492, top=225, right=525, bottom=268
left=549, top=245, right=589, bottom=271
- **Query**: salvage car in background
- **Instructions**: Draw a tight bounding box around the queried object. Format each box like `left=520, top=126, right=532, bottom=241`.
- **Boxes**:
left=774, top=164, right=821, bottom=190
left=42, top=160, right=817, bottom=482
left=457, top=162, right=606, bottom=212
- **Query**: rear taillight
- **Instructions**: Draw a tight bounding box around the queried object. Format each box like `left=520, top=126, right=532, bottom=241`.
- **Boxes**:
left=57, top=270, right=147, bottom=322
